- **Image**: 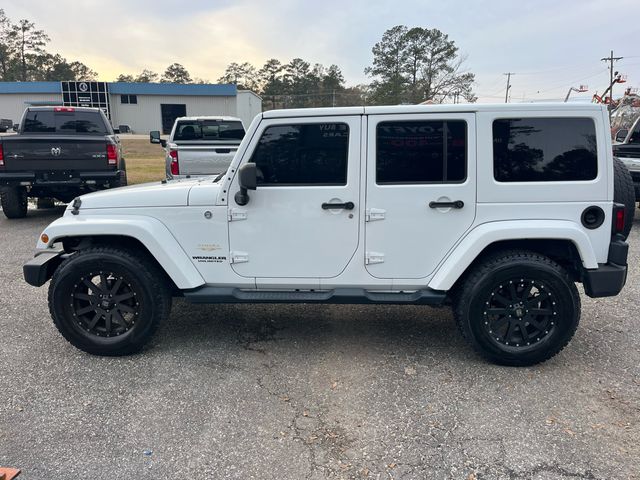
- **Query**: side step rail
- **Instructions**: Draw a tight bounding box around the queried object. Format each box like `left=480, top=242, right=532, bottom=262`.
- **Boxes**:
left=183, top=287, right=447, bottom=305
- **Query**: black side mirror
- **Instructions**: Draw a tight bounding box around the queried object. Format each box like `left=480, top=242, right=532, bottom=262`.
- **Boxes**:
left=615, top=129, right=629, bottom=143
left=150, top=130, right=166, bottom=147
left=12, top=124, right=18, bottom=132
left=234, top=163, right=257, bottom=206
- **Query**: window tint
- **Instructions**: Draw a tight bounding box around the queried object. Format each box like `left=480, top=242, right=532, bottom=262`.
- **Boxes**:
left=174, top=120, right=245, bottom=141
left=493, top=118, right=597, bottom=182
left=23, top=110, right=56, bottom=133
left=250, top=123, right=349, bottom=185
left=23, top=110, right=108, bottom=135
left=376, top=120, right=467, bottom=183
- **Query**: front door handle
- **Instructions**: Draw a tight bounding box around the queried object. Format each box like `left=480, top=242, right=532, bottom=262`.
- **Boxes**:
left=322, top=201, right=355, bottom=210
left=429, top=200, right=464, bottom=209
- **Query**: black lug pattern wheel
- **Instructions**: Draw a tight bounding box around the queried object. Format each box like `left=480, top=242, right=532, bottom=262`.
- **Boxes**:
left=454, top=250, right=580, bottom=366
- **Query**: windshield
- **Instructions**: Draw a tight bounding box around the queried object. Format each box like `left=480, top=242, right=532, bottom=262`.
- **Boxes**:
left=173, top=120, right=245, bottom=141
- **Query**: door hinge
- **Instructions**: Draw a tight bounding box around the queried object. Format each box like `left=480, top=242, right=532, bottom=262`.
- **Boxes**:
left=230, top=251, right=249, bottom=264
left=365, top=208, right=386, bottom=222
left=228, top=209, right=247, bottom=222
left=365, top=252, right=385, bottom=265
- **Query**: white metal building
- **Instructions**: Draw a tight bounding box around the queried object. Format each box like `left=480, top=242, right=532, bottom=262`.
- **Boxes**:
left=0, top=81, right=262, bottom=133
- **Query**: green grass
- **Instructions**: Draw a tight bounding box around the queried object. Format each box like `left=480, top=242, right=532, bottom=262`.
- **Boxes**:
left=120, top=138, right=166, bottom=185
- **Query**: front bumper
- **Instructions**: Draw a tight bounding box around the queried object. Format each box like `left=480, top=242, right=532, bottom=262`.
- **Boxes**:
left=23, top=250, right=66, bottom=287
left=582, top=236, right=628, bottom=298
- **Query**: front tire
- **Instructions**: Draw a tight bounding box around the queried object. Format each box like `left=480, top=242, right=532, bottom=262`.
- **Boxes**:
left=48, top=247, right=172, bottom=355
left=454, top=250, right=580, bottom=366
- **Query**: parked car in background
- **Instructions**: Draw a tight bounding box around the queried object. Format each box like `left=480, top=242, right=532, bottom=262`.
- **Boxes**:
left=150, top=116, right=245, bottom=180
left=613, top=115, right=640, bottom=202
left=0, top=106, right=127, bottom=219
left=0, top=118, right=13, bottom=133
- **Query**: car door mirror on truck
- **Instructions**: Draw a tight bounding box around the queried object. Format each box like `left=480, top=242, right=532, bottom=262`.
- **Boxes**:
left=615, top=129, right=628, bottom=143
left=149, top=130, right=166, bottom=147
left=234, top=163, right=257, bottom=206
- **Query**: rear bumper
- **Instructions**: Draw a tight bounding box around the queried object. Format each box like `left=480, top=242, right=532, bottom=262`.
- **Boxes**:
left=0, top=170, right=121, bottom=186
left=582, top=237, right=628, bottom=298
left=23, top=250, right=66, bottom=287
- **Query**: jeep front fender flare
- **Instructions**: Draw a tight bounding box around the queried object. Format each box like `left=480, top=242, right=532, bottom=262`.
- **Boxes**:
left=428, top=220, right=598, bottom=291
left=37, top=214, right=205, bottom=290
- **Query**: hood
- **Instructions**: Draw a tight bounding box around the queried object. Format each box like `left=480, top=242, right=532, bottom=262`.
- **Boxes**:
left=77, top=178, right=204, bottom=209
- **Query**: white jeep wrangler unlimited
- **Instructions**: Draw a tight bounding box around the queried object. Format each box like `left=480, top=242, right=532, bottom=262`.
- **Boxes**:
left=24, top=104, right=633, bottom=366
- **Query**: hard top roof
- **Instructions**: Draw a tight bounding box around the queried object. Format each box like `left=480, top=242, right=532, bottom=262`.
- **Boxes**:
left=261, top=103, right=606, bottom=119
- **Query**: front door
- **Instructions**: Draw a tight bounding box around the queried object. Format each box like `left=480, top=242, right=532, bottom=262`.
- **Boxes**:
left=228, top=116, right=362, bottom=279
left=365, top=113, right=476, bottom=279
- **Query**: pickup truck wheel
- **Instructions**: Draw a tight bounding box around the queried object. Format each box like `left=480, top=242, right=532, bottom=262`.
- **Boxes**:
left=48, top=247, right=171, bottom=356
left=1, top=186, right=28, bottom=219
left=454, top=250, right=580, bottom=366
left=613, top=157, right=635, bottom=239
left=111, top=170, right=127, bottom=188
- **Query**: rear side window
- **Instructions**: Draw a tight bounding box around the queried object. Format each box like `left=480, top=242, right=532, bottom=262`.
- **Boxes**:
left=250, top=123, right=349, bottom=185
left=493, top=117, right=597, bottom=182
left=376, top=120, right=467, bottom=184
left=173, top=120, right=245, bottom=141
left=23, top=110, right=108, bottom=135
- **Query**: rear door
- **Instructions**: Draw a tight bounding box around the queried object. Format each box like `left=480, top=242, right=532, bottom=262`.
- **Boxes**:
left=365, top=113, right=476, bottom=279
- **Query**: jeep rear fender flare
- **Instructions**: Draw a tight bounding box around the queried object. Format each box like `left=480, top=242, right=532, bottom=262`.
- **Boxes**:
left=428, top=220, right=598, bottom=291
left=37, top=215, right=205, bottom=289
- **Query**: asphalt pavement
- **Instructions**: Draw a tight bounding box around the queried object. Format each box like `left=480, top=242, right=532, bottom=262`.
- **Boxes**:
left=0, top=206, right=638, bottom=479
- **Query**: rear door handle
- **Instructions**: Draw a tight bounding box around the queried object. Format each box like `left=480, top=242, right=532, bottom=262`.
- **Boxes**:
left=322, top=201, right=355, bottom=210
left=429, top=200, right=464, bottom=209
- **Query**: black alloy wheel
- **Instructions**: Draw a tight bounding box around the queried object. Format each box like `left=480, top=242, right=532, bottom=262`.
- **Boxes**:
left=482, top=278, right=557, bottom=349
left=70, top=271, right=141, bottom=338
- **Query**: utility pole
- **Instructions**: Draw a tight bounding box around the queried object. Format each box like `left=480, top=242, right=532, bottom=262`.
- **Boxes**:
left=601, top=50, right=623, bottom=118
left=504, top=72, right=515, bottom=103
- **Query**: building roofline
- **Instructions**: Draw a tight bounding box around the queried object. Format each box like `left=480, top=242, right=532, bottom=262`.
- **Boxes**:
left=0, top=81, right=238, bottom=96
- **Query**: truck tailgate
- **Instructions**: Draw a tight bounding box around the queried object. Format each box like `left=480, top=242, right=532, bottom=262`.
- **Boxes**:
left=1, top=135, right=112, bottom=171
left=174, top=143, right=238, bottom=175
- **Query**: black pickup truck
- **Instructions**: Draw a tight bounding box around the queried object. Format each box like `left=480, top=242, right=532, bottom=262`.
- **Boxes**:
left=0, top=106, right=127, bottom=219
left=613, top=116, right=640, bottom=201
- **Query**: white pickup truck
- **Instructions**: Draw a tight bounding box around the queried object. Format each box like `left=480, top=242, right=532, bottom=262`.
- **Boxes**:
left=149, top=116, right=245, bottom=179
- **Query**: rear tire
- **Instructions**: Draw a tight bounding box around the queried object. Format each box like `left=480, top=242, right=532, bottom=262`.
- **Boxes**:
left=454, top=250, right=580, bottom=366
left=48, top=247, right=172, bottom=356
left=613, top=157, right=635, bottom=239
left=1, top=186, right=28, bottom=219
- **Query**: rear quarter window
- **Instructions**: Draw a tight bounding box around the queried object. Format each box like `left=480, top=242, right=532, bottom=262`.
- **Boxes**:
left=493, top=117, right=597, bottom=182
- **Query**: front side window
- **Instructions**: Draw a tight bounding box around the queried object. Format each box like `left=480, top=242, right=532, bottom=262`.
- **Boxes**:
left=493, top=117, right=597, bottom=182
left=250, top=123, right=349, bottom=185
left=376, top=120, right=467, bottom=184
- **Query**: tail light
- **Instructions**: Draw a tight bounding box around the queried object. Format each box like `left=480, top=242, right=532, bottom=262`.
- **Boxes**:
left=169, top=150, right=179, bottom=175
left=54, top=107, right=75, bottom=112
left=613, top=203, right=625, bottom=234
left=0, top=143, right=4, bottom=166
left=106, top=144, right=117, bottom=165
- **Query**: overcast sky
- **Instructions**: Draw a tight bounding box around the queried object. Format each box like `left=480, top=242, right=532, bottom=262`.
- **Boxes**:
left=3, top=0, right=639, bottom=103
